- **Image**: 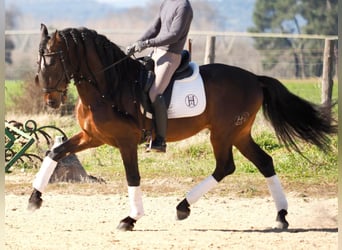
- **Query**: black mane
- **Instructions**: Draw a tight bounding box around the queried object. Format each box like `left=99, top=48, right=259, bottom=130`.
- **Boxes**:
left=57, top=27, right=140, bottom=110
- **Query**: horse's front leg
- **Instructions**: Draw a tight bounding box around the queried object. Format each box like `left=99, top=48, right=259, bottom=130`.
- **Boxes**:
left=28, top=131, right=99, bottom=211
left=116, top=144, right=143, bottom=231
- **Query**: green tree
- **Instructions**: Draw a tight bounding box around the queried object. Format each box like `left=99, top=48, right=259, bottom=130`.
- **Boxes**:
left=249, top=0, right=337, bottom=78
left=301, top=0, right=338, bottom=36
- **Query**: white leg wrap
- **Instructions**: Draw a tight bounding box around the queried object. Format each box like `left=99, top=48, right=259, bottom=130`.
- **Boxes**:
left=33, top=156, right=58, bottom=193
left=128, top=186, right=144, bottom=220
left=266, top=175, right=288, bottom=211
left=52, top=136, right=64, bottom=148
left=186, top=175, right=218, bottom=205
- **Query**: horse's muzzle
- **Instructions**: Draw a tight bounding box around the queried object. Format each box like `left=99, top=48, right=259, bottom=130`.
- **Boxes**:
left=44, top=90, right=65, bottom=109
left=46, top=99, right=59, bottom=109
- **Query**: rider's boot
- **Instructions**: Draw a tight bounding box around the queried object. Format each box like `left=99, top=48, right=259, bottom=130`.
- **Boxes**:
left=147, top=94, right=167, bottom=153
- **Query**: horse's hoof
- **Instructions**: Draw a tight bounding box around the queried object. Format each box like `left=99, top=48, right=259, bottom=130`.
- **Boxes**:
left=117, top=216, right=136, bottom=231
left=275, top=209, right=289, bottom=229
left=176, top=199, right=191, bottom=220
left=27, top=190, right=43, bottom=211
left=176, top=210, right=190, bottom=220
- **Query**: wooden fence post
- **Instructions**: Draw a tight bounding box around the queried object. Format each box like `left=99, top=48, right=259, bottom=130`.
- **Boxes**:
left=204, top=36, right=216, bottom=64
left=187, top=38, right=192, bottom=56
left=321, top=38, right=336, bottom=119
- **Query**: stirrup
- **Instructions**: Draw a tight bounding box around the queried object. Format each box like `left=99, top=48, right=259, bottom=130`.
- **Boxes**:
left=145, top=137, right=152, bottom=151
left=145, top=137, right=166, bottom=153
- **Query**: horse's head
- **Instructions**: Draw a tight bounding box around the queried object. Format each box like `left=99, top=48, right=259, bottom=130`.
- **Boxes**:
left=35, top=24, right=70, bottom=109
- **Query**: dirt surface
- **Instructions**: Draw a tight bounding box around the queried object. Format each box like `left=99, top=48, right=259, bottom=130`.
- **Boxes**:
left=5, top=173, right=338, bottom=250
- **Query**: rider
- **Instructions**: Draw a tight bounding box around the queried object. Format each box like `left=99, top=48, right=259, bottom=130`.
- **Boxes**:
left=127, top=0, right=193, bottom=153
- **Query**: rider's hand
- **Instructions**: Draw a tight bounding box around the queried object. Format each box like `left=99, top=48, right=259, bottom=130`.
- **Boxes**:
left=126, top=40, right=150, bottom=55
left=126, top=44, right=136, bottom=56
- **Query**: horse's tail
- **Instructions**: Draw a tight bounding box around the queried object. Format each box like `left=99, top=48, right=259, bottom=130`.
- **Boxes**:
left=258, top=75, right=337, bottom=154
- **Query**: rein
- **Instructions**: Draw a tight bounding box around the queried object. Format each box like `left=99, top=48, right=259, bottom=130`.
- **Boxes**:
left=95, top=54, right=131, bottom=75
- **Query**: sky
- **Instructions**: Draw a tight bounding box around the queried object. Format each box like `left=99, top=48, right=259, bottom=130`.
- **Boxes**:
left=95, top=0, right=151, bottom=8
left=5, top=0, right=254, bottom=32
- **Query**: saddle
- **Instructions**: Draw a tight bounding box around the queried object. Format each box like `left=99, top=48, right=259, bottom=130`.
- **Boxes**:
left=138, top=50, right=193, bottom=114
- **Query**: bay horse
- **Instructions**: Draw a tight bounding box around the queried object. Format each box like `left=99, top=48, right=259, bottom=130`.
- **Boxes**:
left=29, top=24, right=336, bottom=231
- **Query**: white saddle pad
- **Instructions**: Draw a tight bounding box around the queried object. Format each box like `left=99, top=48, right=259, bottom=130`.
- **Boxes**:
left=144, top=62, right=206, bottom=119
left=167, top=62, right=206, bottom=118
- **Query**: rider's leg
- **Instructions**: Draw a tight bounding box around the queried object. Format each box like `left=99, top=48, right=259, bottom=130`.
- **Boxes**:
left=148, top=48, right=181, bottom=152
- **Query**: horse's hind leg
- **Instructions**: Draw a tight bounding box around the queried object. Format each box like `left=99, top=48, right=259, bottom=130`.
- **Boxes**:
left=234, top=134, right=289, bottom=229
left=176, top=135, right=235, bottom=220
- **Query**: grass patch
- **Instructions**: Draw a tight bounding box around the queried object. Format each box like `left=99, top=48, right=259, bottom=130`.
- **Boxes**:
left=5, top=80, right=24, bottom=109
left=282, top=78, right=338, bottom=104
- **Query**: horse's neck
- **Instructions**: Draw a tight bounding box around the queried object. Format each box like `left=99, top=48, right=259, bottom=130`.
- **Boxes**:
left=74, top=57, right=141, bottom=116
left=75, top=83, right=103, bottom=107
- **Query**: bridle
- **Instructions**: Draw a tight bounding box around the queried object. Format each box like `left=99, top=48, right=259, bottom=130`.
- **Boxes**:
left=36, top=50, right=71, bottom=96
left=36, top=47, right=132, bottom=95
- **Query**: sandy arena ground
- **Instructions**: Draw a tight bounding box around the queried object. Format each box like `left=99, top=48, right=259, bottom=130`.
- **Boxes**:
left=5, top=190, right=337, bottom=249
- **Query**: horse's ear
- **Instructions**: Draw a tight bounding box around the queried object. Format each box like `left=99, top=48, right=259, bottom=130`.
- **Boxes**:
left=40, top=23, right=49, bottom=38
left=51, top=30, right=61, bottom=44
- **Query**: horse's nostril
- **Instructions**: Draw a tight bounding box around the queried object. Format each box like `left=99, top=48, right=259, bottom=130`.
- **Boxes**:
left=47, top=100, right=56, bottom=107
